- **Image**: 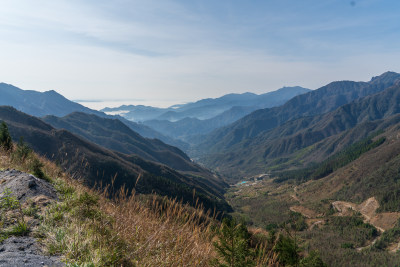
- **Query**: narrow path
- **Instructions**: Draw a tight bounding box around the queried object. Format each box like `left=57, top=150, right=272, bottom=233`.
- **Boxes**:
left=290, top=186, right=302, bottom=203
left=356, top=237, right=380, bottom=252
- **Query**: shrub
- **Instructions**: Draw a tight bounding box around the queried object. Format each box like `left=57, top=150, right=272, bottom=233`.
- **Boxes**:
left=13, top=137, right=32, bottom=162
left=31, top=157, right=48, bottom=181
left=341, top=242, right=354, bottom=249
left=299, top=250, right=327, bottom=267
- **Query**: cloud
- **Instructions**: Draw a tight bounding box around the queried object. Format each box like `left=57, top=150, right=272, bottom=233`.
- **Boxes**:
left=0, top=0, right=399, bottom=107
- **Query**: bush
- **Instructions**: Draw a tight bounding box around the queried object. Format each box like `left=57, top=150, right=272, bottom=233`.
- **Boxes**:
left=300, top=250, right=327, bottom=267
left=31, top=157, right=46, bottom=180
left=13, top=137, right=32, bottom=162
left=288, top=211, right=308, bottom=231
left=341, top=243, right=354, bottom=249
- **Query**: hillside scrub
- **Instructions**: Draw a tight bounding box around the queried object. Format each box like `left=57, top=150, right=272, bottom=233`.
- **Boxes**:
left=1, top=142, right=219, bottom=265
left=0, top=121, right=329, bottom=266
left=0, top=123, right=302, bottom=266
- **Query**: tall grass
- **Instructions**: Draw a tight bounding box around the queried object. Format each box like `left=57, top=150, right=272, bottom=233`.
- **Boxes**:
left=1, top=146, right=219, bottom=265
left=1, top=144, right=279, bottom=266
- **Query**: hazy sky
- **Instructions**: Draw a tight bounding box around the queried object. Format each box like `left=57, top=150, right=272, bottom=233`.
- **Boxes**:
left=0, top=0, right=399, bottom=108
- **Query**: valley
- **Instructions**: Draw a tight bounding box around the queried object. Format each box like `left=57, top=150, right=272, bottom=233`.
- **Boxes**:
left=2, top=72, right=400, bottom=266
left=2, top=1, right=399, bottom=266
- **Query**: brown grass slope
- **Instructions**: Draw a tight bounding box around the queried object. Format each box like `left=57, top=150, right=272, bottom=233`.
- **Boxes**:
left=1, top=144, right=282, bottom=266
left=0, top=148, right=219, bottom=266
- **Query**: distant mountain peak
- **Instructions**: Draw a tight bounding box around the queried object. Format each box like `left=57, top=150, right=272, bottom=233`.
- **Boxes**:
left=0, top=82, right=106, bottom=118
left=44, top=89, right=59, bottom=94
left=370, top=71, right=400, bottom=84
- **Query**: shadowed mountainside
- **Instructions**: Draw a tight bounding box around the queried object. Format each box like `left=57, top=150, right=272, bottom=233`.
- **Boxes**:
left=42, top=112, right=198, bottom=172
left=0, top=106, right=231, bottom=212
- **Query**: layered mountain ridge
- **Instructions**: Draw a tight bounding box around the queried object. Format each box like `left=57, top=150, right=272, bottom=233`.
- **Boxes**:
left=0, top=82, right=187, bottom=149
left=42, top=112, right=196, bottom=172
left=196, top=72, right=400, bottom=180
left=104, top=86, right=310, bottom=142
left=0, top=106, right=231, bottom=212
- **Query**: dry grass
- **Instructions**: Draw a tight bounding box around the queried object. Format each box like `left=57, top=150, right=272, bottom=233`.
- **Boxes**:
left=44, top=162, right=218, bottom=265
left=1, top=145, right=279, bottom=266
left=1, top=147, right=220, bottom=266
left=107, top=191, right=217, bottom=266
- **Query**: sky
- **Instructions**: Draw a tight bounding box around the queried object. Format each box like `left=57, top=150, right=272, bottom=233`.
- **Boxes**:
left=0, top=0, right=399, bottom=108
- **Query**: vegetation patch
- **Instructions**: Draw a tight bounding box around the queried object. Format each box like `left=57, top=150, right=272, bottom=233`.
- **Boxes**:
left=373, top=219, right=400, bottom=250
left=0, top=188, right=29, bottom=240
left=275, top=133, right=386, bottom=183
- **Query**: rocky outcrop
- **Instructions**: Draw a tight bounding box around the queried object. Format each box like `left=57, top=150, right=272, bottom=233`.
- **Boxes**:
left=0, top=169, right=63, bottom=267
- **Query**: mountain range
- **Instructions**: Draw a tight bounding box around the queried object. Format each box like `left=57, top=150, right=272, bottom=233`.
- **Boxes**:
left=0, top=82, right=188, bottom=149
left=195, top=72, right=400, bottom=180
left=103, top=86, right=310, bottom=142
left=102, top=86, right=310, bottom=122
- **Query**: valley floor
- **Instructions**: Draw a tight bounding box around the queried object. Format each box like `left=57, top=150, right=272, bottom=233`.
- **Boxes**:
left=227, top=173, right=400, bottom=266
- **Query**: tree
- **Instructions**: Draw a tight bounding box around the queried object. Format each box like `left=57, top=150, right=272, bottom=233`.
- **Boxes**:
left=0, top=121, right=13, bottom=151
left=274, top=233, right=300, bottom=266
left=212, top=218, right=254, bottom=267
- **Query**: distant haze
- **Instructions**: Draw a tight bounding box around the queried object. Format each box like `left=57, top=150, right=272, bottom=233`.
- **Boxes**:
left=75, top=99, right=190, bottom=110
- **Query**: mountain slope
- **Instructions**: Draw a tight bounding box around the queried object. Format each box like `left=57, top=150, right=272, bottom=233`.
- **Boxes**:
left=0, top=106, right=231, bottom=212
left=198, top=72, right=400, bottom=155
left=199, top=72, right=400, bottom=180
left=224, top=118, right=400, bottom=266
left=42, top=112, right=196, bottom=171
left=0, top=83, right=104, bottom=118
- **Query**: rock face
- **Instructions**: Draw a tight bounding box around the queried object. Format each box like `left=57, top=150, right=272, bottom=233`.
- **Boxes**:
left=0, top=170, right=63, bottom=267
left=0, top=237, right=63, bottom=267
left=0, top=169, right=58, bottom=202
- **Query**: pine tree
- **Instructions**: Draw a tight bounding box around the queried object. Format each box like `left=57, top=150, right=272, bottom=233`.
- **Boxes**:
left=212, top=218, right=254, bottom=267
left=0, top=121, right=13, bottom=151
left=274, top=233, right=300, bottom=266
